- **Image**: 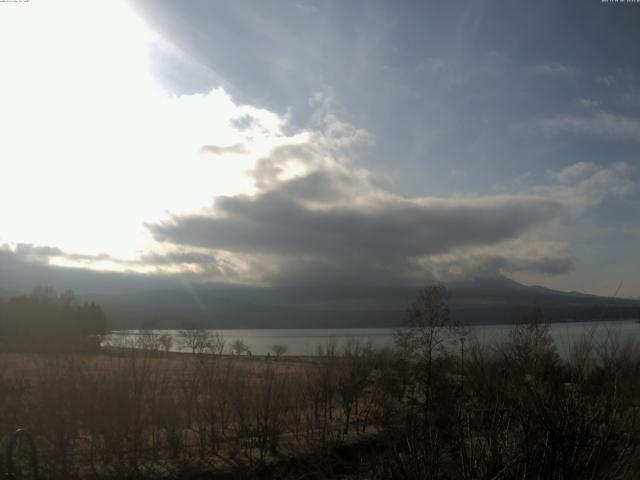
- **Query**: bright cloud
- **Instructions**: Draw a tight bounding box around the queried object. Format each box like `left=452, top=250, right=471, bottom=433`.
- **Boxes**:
left=547, top=162, right=598, bottom=183
left=0, top=0, right=305, bottom=262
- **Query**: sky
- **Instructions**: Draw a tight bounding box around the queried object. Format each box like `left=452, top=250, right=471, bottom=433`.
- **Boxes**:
left=0, top=0, right=639, bottom=297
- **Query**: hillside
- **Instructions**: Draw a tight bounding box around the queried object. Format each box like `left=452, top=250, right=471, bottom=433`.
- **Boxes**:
left=80, top=278, right=640, bottom=329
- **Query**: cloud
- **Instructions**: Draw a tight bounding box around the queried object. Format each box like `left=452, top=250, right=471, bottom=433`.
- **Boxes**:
left=495, top=255, right=574, bottom=275
left=535, top=112, right=640, bottom=142
left=2, top=242, right=230, bottom=279
left=13, top=244, right=64, bottom=258
left=530, top=63, right=576, bottom=76
left=547, top=162, right=598, bottom=183
left=436, top=254, right=574, bottom=279
left=574, top=162, right=637, bottom=196
left=2, top=64, right=630, bottom=288
left=309, top=91, right=374, bottom=152
left=149, top=127, right=568, bottom=285
left=576, top=98, right=599, bottom=108
left=623, top=93, right=640, bottom=107
left=140, top=251, right=218, bottom=266
left=0, top=246, right=201, bottom=296
left=425, top=235, right=575, bottom=280
left=151, top=193, right=562, bottom=260
left=200, top=144, right=249, bottom=156
left=145, top=100, right=636, bottom=286
left=526, top=162, right=637, bottom=219
left=596, top=75, right=616, bottom=87
left=7, top=243, right=121, bottom=266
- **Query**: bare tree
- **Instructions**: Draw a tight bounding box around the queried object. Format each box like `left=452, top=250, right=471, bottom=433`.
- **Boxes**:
left=499, top=307, right=558, bottom=377
left=254, top=364, right=289, bottom=459
left=135, top=331, right=161, bottom=353
left=270, top=343, right=288, bottom=359
left=395, top=284, right=457, bottom=413
left=158, top=332, right=173, bottom=353
left=306, top=342, right=339, bottom=445
left=206, top=331, right=226, bottom=355
left=180, top=328, right=213, bottom=355
left=230, top=338, right=251, bottom=356
left=337, top=339, right=373, bottom=434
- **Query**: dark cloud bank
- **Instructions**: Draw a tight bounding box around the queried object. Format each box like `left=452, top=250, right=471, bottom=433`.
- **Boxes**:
left=149, top=150, right=571, bottom=286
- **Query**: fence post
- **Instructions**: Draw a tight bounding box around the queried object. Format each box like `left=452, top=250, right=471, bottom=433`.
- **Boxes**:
left=6, top=429, right=38, bottom=480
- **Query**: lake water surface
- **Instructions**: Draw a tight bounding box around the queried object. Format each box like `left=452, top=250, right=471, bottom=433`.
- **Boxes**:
left=108, top=319, right=640, bottom=357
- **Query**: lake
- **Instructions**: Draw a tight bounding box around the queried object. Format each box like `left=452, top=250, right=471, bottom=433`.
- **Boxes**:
left=107, top=319, right=640, bottom=357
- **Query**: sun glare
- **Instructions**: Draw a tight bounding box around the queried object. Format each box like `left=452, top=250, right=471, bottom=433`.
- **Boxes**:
left=0, top=0, right=290, bottom=267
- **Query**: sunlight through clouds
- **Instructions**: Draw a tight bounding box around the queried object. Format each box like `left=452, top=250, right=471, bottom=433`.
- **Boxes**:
left=0, top=0, right=304, bottom=264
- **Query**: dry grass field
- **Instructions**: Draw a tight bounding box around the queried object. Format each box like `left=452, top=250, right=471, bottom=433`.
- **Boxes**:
left=0, top=345, right=391, bottom=479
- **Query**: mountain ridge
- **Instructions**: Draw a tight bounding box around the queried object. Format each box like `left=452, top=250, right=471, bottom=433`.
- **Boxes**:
left=2, top=274, right=638, bottom=329
left=81, top=277, right=640, bottom=329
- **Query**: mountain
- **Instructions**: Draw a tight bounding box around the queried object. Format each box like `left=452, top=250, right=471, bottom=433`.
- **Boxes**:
left=78, top=278, right=639, bottom=330
left=1, top=258, right=637, bottom=329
